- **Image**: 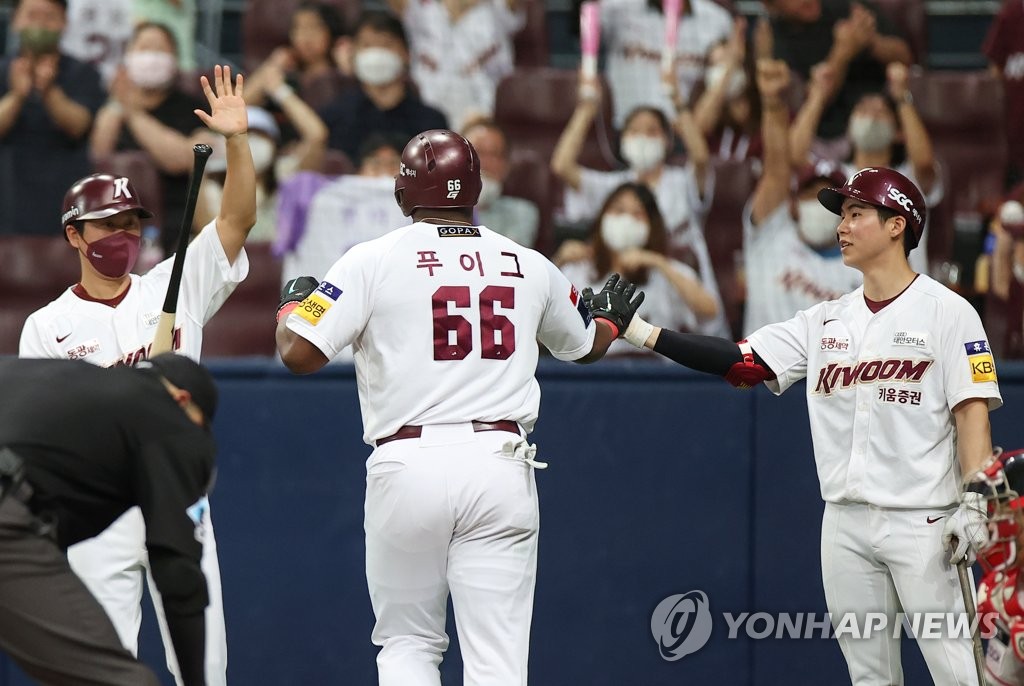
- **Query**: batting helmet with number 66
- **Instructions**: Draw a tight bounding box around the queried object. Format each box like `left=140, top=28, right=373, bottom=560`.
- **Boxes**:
left=394, top=129, right=482, bottom=216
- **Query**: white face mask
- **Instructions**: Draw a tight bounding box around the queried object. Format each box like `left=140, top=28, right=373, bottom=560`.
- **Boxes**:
left=206, top=134, right=277, bottom=174
left=797, top=200, right=840, bottom=248
left=704, top=63, right=747, bottom=100
left=848, top=116, right=895, bottom=153
left=354, top=47, right=404, bottom=86
left=477, top=174, right=503, bottom=209
left=620, top=135, right=666, bottom=173
left=600, top=213, right=650, bottom=251
left=124, top=50, right=177, bottom=90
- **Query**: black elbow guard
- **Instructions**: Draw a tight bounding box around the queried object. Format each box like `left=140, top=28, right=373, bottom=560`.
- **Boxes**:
left=148, top=548, right=209, bottom=616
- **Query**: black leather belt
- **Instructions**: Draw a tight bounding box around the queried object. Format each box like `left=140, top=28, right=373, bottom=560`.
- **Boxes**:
left=376, top=420, right=521, bottom=447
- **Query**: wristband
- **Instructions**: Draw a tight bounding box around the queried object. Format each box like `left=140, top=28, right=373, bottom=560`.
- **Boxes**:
left=623, top=315, right=654, bottom=348
left=269, top=82, right=295, bottom=104
left=276, top=301, right=300, bottom=323
left=595, top=317, right=619, bottom=339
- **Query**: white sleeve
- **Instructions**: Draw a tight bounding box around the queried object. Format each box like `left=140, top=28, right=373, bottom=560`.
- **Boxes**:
left=941, top=298, right=1003, bottom=411
left=538, top=259, right=597, bottom=361
left=745, top=305, right=818, bottom=395
left=562, top=169, right=628, bottom=224
left=284, top=241, right=376, bottom=360
left=743, top=199, right=790, bottom=247
left=18, top=313, right=56, bottom=359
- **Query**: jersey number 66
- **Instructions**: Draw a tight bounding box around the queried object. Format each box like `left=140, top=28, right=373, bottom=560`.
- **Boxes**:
left=432, top=285, right=515, bottom=361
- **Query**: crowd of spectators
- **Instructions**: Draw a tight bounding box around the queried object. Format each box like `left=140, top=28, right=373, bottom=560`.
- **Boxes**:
left=2, top=0, right=1023, bottom=358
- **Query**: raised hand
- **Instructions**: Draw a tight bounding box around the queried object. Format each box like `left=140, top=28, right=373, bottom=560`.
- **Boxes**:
left=756, top=58, right=790, bottom=103
left=583, top=273, right=646, bottom=333
left=194, top=65, right=248, bottom=138
left=886, top=61, right=910, bottom=99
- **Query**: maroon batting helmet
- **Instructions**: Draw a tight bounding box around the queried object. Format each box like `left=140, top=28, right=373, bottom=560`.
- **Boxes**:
left=61, top=173, right=153, bottom=230
left=817, top=167, right=927, bottom=248
left=394, top=129, right=481, bottom=216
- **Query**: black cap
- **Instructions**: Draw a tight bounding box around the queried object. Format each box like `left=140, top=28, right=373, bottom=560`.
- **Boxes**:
left=140, top=353, right=218, bottom=423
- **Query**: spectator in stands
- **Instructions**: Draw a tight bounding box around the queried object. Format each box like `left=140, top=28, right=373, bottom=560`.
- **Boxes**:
left=552, top=76, right=728, bottom=336
left=318, top=11, right=447, bottom=162
left=0, top=0, right=104, bottom=236
left=244, top=2, right=350, bottom=112
left=598, top=0, right=734, bottom=129
left=991, top=199, right=1024, bottom=302
left=134, top=0, right=196, bottom=70
left=90, top=22, right=206, bottom=254
left=743, top=59, right=860, bottom=334
left=556, top=181, right=720, bottom=356
left=197, top=100, right=328, bottom=243
left=789, top=61, right=942, bottom=274
left=386, top=0, right=524, bottom=131
left=983, top=0, right=1024, bottom=187
left=765, top=0, right=911, bottom=146
left=60, top=0, right=133, bottom=86
left=693, top=18, right=763, bottom=162
left=463, top=116, right=539, bottom=248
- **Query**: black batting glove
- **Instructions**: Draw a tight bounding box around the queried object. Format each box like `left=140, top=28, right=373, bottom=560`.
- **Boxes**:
left=585, top=273, right=645, bottom=333
left=277, top=276, right=319, bottom=322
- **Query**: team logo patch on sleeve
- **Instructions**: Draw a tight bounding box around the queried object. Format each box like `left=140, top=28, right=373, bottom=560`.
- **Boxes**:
left=965, top=340, right=997, bottom=383
left=316, top=281, right=342, bottom=301
left=570, top=285, right=591, bottom=326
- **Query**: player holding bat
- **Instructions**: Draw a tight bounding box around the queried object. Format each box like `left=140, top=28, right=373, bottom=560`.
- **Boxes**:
left=18, top=64, right=255, bottom=686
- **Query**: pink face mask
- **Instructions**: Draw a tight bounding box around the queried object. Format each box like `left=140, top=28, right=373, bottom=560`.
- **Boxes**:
left=79, top=231, right=141, bottom=278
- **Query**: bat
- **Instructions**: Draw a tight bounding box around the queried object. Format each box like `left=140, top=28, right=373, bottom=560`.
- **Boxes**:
left=662, top=0, right=682, bottom=77
left=150, top=143, right=213, bottom=356
left=956, top=559, right=986, bottom=684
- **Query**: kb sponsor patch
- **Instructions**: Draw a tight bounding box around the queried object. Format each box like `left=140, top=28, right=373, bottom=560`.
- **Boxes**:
left=437, top=226, right=481, bottom=238
left=296, top=293, right=332, bottom=325
left=965, top=340, right=996, bottom=383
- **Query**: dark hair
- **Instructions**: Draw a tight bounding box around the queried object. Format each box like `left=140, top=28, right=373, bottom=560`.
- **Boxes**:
left=851, top=91, right=907, bottom=167
left=590, top=182, right=668, bottom=286
left=462, top=116, right=509, bottom=156
left=294, top=2, right=347, bottom=41
left=131, top=21, right=179, bottom=56
left=356, top=133, right=404, bottom=168
left=875, top=206, right=914, bottom=256
left=354, top=10, right=408, bottom=50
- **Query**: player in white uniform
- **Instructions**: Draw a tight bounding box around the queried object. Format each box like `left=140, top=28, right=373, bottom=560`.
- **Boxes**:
left=596, top=167, right=1000, bottom=685
left=18, top=65, right=255, bottom=686
left=275, top=129, right=632, bottom=685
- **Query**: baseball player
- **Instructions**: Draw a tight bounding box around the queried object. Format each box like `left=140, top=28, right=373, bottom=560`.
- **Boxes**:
left=275, top=129, right=636, bottom=685
left=969, top=448, right=1024, bottom=685
left=594, top=167, right=1001, bottom=684
left=0, top=354, right=218, bottom=686
left=17, top=64, right=254, bottom=686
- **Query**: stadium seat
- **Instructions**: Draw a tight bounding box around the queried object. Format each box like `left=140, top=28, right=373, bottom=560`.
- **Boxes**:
left=703, top=157, right=759, bottom=339
left=320, top=148, right=357, bottom=175
left=985, top=281, right=1024, bottom=359
left=872, top=0, right=928, bottom=65
left=201, top=243, right=282, bottom=357
left=494, top=67, right=619, bottom=173
left=502, top=148, right=556, bottom=254
left=513, top=0, right=550, bottom=67
left=242, top=0, right=362, bottom=71
left=910, top=70, right=1008, bottom=219
left=0, top=236, right=80, bottom=355
left=92, top=150, right=165, bottom=231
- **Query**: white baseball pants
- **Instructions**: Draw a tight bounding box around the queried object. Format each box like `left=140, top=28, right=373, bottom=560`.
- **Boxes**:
left=364, top=423, right=540, bottom=686
left=67, top=505, right=228, bottom=686
left=821, top=501, right=979, bottom=685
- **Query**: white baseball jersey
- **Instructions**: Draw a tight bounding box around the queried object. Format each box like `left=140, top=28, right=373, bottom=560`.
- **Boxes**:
left=747, top=274, right=1002, bottom=508
left=602, top=0, right=733, bottom=126
left=19, top=223, right=248, bottom=365
left=285, top=221, right=596, bottom=444
left=560, top=258, right=704, bottom=356
left=281, top=175, right=407, bottom=288
left=561, top=164, right=729, bottom=337
left=402, top=0, right=524, bottom=129
left=743, top=201, right=861, bottom=335
left=841, top=160, right=945, bottom=275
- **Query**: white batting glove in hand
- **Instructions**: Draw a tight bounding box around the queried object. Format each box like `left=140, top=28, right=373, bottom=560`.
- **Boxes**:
left=623, top=314, right=654, bottom=348
left=941, top=491, right=988, bottom=565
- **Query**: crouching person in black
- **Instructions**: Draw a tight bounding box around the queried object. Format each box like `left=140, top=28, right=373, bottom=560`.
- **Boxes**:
left=0, top=354, right=218, bottom=686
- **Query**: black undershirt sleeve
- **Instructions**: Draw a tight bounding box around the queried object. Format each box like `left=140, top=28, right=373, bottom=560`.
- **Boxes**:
left=652, top=329, right=776, bottom=379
